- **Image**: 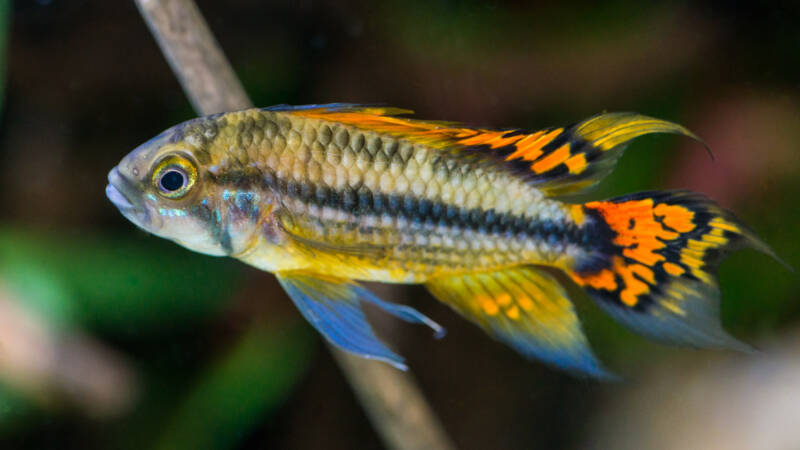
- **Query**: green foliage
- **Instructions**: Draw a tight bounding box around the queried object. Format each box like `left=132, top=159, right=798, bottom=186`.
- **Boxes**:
left=0, top=229, right=244, bottom=332
left=153, top=323, right=314, bottom=450
left=0, top=383, right=32, bottom=433
left=0, top=227, right=316, bottom=448
left=378, top=0, right=660, bottom=63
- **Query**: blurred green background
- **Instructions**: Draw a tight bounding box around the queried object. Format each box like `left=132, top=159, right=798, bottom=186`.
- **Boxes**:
left=0, top=1, right=798, bottom=449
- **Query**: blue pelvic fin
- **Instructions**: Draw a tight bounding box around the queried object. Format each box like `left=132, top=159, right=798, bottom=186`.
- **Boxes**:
left=276, top=272, right=444, bottom=369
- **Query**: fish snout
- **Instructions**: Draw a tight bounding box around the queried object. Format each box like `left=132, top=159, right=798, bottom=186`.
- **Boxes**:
left=106, top=166, right=157, bottom=231
left=106, top=167, right=136, bottom=210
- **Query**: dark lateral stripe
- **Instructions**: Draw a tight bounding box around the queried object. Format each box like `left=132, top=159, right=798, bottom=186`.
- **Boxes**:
left=211, top=170, right=587, bottom=247
left=190, top=202, right=234, bottom=255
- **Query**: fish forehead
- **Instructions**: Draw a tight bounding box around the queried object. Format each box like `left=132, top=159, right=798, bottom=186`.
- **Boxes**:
left=118, top=116, right=217, bottom=180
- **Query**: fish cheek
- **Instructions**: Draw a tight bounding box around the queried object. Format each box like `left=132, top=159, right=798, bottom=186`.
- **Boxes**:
left=145, top=199, right=225, bottom=257
left=183, top=200, right=231, bottom=256
left=225, top=198, right=282, bottom=257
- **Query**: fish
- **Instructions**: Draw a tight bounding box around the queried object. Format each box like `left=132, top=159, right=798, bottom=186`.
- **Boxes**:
left=106, top=103, right=781, bottom=378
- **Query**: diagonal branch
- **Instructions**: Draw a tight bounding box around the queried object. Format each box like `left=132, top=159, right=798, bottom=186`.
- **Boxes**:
left=136, top=0, right=248, bottom=114
left=133, top=1, right=455, bottom=449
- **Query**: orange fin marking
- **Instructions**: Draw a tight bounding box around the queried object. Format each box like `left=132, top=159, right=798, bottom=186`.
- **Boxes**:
left=629, top=263, right=656, bottom=284
left=571, top=257, right=655, bottom=307
left=489, top=134, right=527, bottom=149
left=570, top=268, right=618, bottom=291
left=564, top=153, right=588, bottom=174
left=457, top=131, right=525, bottom=149
left=504, top=131, right=545, bottom=160
left=585, top=198, right=682, bottom=267
left=616, top=259, right=651, bottom=307
left=457, top=130, right=504, bottom=146
left=517, top=128, right=563, bottom=161
left=663, top=262, right=685, bottom=276
left=479, top=295, right=500, bottom=316
left=653, top=203, right=696, bottom=232
left=532, top=143, right=571, bottom=173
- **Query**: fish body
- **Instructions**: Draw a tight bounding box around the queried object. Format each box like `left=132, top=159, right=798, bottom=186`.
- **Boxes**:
left=107, top=104, right=777, bottom=376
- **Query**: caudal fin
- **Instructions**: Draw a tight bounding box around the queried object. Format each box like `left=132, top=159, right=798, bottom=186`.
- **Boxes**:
left=569, top=190, right=779, bottom=349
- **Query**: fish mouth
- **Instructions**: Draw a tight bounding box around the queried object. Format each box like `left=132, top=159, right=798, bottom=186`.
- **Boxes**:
left=105, top=183, right=132, bottom=210
left=107, top=167, right=153, bottom=229
left=106, top=167, right=137, bottom=210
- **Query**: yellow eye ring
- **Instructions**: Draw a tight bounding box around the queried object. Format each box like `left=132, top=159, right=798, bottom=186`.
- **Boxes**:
left=152, top=155, right=197, bottom=199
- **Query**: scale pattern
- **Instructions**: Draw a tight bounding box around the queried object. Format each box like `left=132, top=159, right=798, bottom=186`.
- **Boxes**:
left=177, top=108, right=585, bottom=276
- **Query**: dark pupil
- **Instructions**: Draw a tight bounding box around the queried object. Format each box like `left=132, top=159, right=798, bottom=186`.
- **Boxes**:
left=160, top=170, right=185, bottom=192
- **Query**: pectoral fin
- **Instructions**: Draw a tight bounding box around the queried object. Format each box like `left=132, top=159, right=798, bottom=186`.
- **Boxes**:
left=276, top=272, right=444, bottom=369
left=425, top=266, right=612, bottom=378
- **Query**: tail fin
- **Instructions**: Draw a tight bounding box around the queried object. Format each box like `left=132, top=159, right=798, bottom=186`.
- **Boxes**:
left=569, top=190, right=777, bottom=349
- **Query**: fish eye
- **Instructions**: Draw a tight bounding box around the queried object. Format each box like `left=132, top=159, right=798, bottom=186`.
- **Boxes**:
left=159, top=168, right=187, bottom=193
left=152, top=155, right=197, bottom=199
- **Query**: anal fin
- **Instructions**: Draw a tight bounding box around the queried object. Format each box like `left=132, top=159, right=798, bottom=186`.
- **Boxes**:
left=277, top=272, right=444, bottom=369
left=425, top=266, right=612, bottom=378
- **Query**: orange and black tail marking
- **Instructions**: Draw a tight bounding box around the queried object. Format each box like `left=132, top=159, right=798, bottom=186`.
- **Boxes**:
left=569, top=190, right=776, bottom=348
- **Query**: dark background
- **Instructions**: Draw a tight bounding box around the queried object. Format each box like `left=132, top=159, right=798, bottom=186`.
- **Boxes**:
left=0, top=1, right=799, bottom=449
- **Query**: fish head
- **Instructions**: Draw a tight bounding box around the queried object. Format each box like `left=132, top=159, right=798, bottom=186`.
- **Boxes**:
left=107, top=120, right=243, bottom=257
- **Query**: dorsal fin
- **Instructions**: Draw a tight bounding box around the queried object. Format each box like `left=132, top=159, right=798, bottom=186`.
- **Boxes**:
left=277, top=104, right=703, bottom=197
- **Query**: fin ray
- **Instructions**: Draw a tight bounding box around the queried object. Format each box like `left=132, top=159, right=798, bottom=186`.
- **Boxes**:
left=425, top=266, right=613, bottom=378
left=277, top=272, right=443, bottom=369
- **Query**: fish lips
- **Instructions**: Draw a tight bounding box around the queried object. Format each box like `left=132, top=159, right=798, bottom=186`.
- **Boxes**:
left=106, top=167, right=153, bottom=229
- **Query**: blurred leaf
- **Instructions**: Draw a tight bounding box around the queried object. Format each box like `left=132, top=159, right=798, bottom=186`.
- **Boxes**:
left=237, top=45, right=302, bottom=108
left=379, top=0, right=658, bottom=60
left=153, top=322, right=314, bottom=450
left=0, top=228, right=243, bottom=333
left=0, top=382, right=33, bottom=433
